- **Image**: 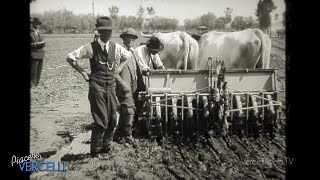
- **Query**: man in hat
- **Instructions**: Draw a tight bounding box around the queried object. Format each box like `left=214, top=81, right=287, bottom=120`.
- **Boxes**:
left=134, top=37, right=165, bottom=71
left=114, top=27, right=145, bottom=144
left=30, top=17, right=46, bottom=87
left=66, top=16, right=131, bottom=157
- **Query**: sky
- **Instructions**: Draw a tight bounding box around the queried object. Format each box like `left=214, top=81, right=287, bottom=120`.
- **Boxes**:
left=30, top=0, right=286, bottom=25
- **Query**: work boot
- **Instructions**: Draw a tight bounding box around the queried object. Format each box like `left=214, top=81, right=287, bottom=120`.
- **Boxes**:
left=91, top=146, right=113, bottom=159
left=91, top=151, right=111, bottom=160
left=124, top=136, right=135, bottom=145
left=117, top=135, right=138, bottom=147
left=85, top=122, right=96, bottom=131
left=100, top=146, right=112, bottom=154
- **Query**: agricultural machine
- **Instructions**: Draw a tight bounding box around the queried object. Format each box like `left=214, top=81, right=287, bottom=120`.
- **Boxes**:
left=137, top=57, right=282, bottom=139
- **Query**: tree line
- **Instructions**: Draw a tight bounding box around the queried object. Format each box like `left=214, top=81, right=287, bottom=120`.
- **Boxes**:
left=31, top=0, right=282, bottom=34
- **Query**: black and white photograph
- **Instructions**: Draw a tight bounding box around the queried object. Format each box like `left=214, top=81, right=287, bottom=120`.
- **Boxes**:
left=28, top=0, right=288, bottom=179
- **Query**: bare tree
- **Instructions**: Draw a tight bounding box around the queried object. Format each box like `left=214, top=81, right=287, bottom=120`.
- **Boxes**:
left=145, top=7, right=156, bottom=31
left=136, top=5, right=145, bottom=29
left=146, top=7, right=155, bottom=16
left=137, top=5, right=145, bottom=19
left=108, top=5, right=119, bottom=20
left=256, top=0, right=277, bottom=32
left=224, top=7, right=233, bottom=24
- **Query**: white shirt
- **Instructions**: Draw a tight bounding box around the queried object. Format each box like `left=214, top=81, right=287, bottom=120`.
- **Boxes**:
left=67, top=38, right=129, bottom=62
left=31, top=28, right=39, bottom=36
left=134, top=45, right=164, bottom=71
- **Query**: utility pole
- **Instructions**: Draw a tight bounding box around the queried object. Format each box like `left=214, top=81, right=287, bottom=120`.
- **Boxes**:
left=92, top=0, right=95, bottom=19
left=92, top=0, right=99, bottom=41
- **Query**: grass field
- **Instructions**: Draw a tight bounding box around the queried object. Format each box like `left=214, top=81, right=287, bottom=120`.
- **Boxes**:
left=30, top=33, right=287, bottom=180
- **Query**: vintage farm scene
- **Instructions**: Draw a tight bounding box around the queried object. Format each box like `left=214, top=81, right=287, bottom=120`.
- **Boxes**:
left=30, top=0, right=287, bottom=179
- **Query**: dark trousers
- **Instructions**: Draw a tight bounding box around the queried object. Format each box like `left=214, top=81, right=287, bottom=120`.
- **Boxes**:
left=115, top=64, right=138, bottom=138
left=116, top=105, right=135, bottom=137
left=115, top=86, right=136, bottom=138
left=88, top=80, right=118, bottom=154
left=31, top=58, right=43, bottom=87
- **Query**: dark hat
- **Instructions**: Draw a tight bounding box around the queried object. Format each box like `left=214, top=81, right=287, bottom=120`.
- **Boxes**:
left=95, top=16, right=114, bottom=30
left=146, top=37, right=164, bottom=52
left=120, top=27, right=138, bottom=39
left=31, top=17, right=42, bottom=25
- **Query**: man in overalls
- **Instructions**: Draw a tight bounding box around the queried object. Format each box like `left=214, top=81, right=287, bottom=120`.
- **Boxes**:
left=66, top=16, right=131, bottom=156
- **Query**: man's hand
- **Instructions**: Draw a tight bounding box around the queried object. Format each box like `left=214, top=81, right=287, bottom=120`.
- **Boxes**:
left=38, top=42, right=45, bottom=48
left=31, top=42, right=40, bottom=47
left=81, top=71, right=90, bottom=82
left=114, top=68, right=120, bottom=75
left=32, top=42, right=45, bottom=48
left=158, top=65, right=165, bottom=70
left=141, top=68, right=150, bottom=76
left=115, top=74, right=131, bottom=93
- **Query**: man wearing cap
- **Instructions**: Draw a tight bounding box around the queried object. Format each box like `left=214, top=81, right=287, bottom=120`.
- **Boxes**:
left=66, top=16, right=131, bottom=157
left=30, top=17, right=46, bottom=87
left=134, top=37, right=165, bottom=71
left=115, top=27, right=145, bottom=144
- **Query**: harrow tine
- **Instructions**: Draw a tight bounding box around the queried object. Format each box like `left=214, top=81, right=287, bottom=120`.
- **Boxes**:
left=171, top=97, right=178, bottom=135
left=155, top=96, right=161, bottom=137
left=230, top=93, right=233, bottom=135
left=202, top=96, right=209, bottom=132
left=150, top=95, right=153, bottom=120
left=265, top=95, right=275, bottom=114
left=261, top=92, right=265, bottom=135
left=265, top=94, right=277, bottom=139
left=246, top=94, right=249, bottom=137
left=155, top=97, right=161, bottom=119
left=165, top=93, right=168, bottom=136
left=172, top=97, right=178, bottom=119
left=234, top=95, right=244, bottom=116
left=187, top=96, right=194, bottom=117
left=181, top=93, right=184, bottom=136
left=196, top=93, right=200, bottom=138
left=222, top=82, right=229, bottom=137
left=249, top=95, right=260, bottom=137
left=233, top=95, right=244, bottom=136
left=249, top=95, right=259, bottom=116
left=187, top=95, right=194, bottom=137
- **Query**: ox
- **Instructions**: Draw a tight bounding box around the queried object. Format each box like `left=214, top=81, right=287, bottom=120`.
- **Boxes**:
left=141, top=31, right=199, bottom=70
left=197, top=28, right=271, bottom=69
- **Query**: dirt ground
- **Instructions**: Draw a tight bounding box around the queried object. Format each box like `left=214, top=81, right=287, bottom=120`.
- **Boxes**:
left=30, top=33, right=287, bottom=180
